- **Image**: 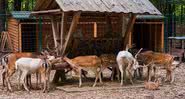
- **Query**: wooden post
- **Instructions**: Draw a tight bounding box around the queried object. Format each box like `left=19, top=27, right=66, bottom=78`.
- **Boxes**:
left=62, top=12, right=81, bottom=56
left=18, top=24, right=22, bottom=52
left=94, top=22, right=97, bottom=38
left=52, top=12, right=81, bottom=84
left=123, top=14, right=136, bottom=50
left=128, top=32, right=132, bottom=47
left=51, top=17, right=59, bottom=48
left=59, top=12, right=67, bottom=54
left=52, top=13, right=67, bottom=84
left=161, top=22, right=164, bottom=52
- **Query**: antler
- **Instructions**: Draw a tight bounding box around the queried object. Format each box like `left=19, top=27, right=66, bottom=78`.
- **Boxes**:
left=45, top=34, right=59, bottom=56
left=45, top=34, right=52, bottom=52
left=137, top=60, right=155, bottom=68
left=135, top=48, right=143, bottom=59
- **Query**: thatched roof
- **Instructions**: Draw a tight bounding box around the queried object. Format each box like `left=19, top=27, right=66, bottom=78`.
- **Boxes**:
left=34, top=0, right=161, bottom=15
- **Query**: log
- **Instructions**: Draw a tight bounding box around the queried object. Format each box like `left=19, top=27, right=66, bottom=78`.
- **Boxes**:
left=123, top=14, right=136, bottom=50
left=52, top=62, right=70, bottom=70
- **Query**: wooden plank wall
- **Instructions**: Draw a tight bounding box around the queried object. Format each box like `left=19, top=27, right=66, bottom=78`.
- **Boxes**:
left=65, top=15, right=122, bottom=39
left=8, top=18, right=20, bottom=52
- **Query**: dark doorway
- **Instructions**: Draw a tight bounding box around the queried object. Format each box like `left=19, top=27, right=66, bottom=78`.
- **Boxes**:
left=21, top=24, right=36, bottom=52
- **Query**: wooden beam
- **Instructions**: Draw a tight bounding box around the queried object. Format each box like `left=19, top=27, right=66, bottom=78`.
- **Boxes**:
left=62, top=12, right=81, bottom=56
left=6, top=32, right=13, bottom=51
left=161, top=22, right=164, bottom=52
left=31, top=9, right=61, bottom=14
left=59, top=12, right=66, bottom=54
left=121, top=14, right=130, bottom=38
left=93, top=22, right=97, bottom=38
left=123, top=14, right=136, bottom=50
left=51, top=17, right=60, bottom=47
left=18, top=24, right=22, bottom=52
left=128, top=32, right=132, bottom=47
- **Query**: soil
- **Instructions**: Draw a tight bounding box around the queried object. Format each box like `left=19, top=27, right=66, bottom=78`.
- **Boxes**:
left=0, top=62, right=185, bottom=99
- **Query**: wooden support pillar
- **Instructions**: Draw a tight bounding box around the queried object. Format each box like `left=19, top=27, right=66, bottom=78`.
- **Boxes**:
left=52, top=12, right=81, bottom=84
left=161, top=22, right=164, bottom=52
left=51, top=17, right=60, bottom=48
left=62, top=12, right=81, bottom=56
left=59, top=12, right=67, bottom=54
left=123, top=14, right=136, bottom=50
left=94, top=22, right=97, bottom=38
left=51, top=15, right=66, bottom=84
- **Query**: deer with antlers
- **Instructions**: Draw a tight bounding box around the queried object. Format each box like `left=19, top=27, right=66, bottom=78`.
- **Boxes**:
left=137, top=51, right=178, bottom=83
left=116, top=47, right=143, bottom=85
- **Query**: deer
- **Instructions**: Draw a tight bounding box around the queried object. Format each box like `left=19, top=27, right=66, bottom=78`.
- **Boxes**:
left=15, top=57, right=52, bottom=93
left=0, top=54, right=9, bottom=87
left=144, top=77, right=160, bottom=90
left=3, top=52, right=38, bottom=91
left=116, top=48, right=143, bottom=86
left=137, top=51, right=176, bottom=83
left=99, top=54, right=119, bottom=81
left=63, top=55, right=102, bottom=87
left=3, top=51, right=55, bottom=92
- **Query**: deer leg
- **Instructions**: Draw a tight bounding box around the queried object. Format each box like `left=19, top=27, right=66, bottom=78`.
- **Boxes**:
left=165, top=69, right=171, bottom=82
left=21, top=71, right=29, bottom=92
left=42, top=73, right=47, bottom=93
left=111, top=67, right=115, bottom=81
left=36, top=73, right=38, bottom=89
left=98, top=67, right=103, bottom=84
left=170, top=71, right=175, bottom=83
left=118, top=64, right=124, bottom=86
left=116, top=66, right=120, bottom=81
left=17, top=70, right=22, bottom=90
left=39, top=73, right=42, bottom=89
left=93, top=67, right=102, bottom=87
left=47, top=71, right=50, bottom=92
left=36, top=72, right=41, bottom=89
left=2, top=68, right=6, bottom=88
left=27, top=74, right=32, bottom=89
left=79, top=69, right=82, bottom=87
left=148, top=66, right=152, bottom=82
left=127, top=64, right=133, bottom=85
left=6, top=70, right=15, bottom=92
left=93, top=71, right=98, bottom=87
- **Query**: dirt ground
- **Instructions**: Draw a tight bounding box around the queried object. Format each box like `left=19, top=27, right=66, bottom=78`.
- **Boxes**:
left=0, top=62, right=185, bottom=99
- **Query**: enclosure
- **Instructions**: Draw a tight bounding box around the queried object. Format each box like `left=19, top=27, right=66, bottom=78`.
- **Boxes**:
left=7, top=13, right=165, bottom=55
left=0, top=0, right=185, bottom=99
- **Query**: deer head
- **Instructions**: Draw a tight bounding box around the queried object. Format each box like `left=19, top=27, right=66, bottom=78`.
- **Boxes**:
left=132, top=48, right=143, bottom=70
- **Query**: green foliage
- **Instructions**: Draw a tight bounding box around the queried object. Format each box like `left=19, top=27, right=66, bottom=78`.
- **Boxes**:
left=7, top=0, right=36, bottom=12
left=150, top=0, right=185, bottom=24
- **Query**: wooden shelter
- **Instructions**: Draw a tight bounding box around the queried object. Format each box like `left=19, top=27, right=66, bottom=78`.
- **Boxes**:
left=32, top=0, right=161, bottom=83
left=7, top=11, right=52, bottom=52
left=33, top=0, right=161, bottom=56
